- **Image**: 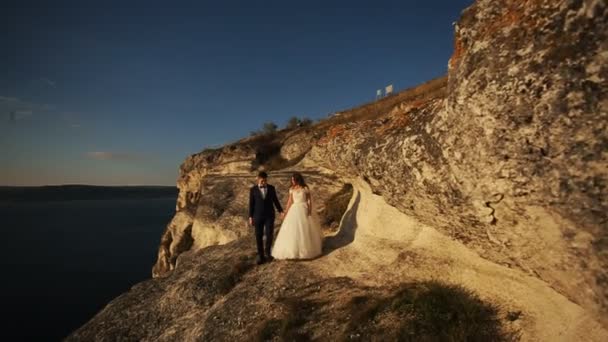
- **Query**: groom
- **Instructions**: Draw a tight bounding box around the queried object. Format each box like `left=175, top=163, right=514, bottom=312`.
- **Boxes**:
left=249, top=171, right=283, bottom=264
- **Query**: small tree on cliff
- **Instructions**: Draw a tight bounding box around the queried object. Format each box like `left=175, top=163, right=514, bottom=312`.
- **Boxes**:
left=250, top=121, right=278, bottom=136
left=286, top=116, right=301, bottom=129
left=285, top=116, right=313, bottom=129
left=262, top=122, right=278, bottom=135
left=300, top=117, right=313, bottom=127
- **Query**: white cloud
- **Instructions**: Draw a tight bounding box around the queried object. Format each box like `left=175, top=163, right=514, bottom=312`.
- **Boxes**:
left=1, top=95, right=54, bottom=123
left=40, top=78, right=57, bottom=88
left=0, top=96, right=20, bottom=103
left=85, top=151, right=146, bottom=161
left=61, top=112, right=83, bottom=128
left=9, top=110, right=33, bottom=123
left=1, top=95, right=53, bottom=110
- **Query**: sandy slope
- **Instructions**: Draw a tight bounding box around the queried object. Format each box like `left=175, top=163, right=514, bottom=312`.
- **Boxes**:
left=305, top=179, right=607, bottom=341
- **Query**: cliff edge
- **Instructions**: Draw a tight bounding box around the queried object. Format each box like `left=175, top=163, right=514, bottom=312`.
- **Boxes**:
left=68, top=0, right=607, bottom=340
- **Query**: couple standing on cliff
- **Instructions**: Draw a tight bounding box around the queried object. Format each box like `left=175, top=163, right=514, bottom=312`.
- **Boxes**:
left=248, top=171, right=323, bottom=264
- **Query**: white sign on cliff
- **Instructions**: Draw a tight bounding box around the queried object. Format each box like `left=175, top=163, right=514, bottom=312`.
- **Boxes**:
left=385, top=84, right=394, bottom=95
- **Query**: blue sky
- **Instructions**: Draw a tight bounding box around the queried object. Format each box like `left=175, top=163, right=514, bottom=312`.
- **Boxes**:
left=1, top=0, right=472, bottom=186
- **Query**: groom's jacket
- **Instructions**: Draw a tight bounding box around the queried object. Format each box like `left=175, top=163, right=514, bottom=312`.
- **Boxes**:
left=249, top=184, right=283, bottom=222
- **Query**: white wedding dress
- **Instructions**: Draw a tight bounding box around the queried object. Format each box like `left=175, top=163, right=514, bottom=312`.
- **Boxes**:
left=272, top=187, right=323, bottom=259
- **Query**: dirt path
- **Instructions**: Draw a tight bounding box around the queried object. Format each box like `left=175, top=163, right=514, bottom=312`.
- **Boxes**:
left=306, top=179, right=607, bottom=341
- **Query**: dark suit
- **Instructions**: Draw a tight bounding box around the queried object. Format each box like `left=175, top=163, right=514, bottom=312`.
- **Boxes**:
left=249, top=184, right=283, bottom=260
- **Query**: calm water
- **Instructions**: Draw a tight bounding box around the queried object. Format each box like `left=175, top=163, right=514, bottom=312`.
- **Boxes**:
left=0, top=197, right=176, bottom=341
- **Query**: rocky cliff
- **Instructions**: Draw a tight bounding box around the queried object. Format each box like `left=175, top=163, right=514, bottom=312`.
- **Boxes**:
left=68, top=0, right=608, bottom=340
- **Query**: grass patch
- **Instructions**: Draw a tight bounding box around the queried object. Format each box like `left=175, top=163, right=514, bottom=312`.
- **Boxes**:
left=345, top=281, right=518, bottom=341
left=215, top=255, right=254, bottom=295
left=407, top=281, right=514, bottom=341
left=253, top=298, right=311, bottom=342
left=320, top=184, right=354, bottom=230
left=254, top=319, right=283, bottom=342
left=249, top=280, right=516, bottom=341
left=313, top=76, right=447, bottom=131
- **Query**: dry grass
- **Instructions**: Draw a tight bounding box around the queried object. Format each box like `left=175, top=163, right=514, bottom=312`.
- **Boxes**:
left=314, top=76, right=447, bottom=130
left=234, top=77, right=447, bottom=172
left=343, top=281, right=519, bottom=341
left=251, top=280, right=517, bottom=341
left=215, top=255, right=254, bottom=295
left=254, top=298, right=311, bottom=342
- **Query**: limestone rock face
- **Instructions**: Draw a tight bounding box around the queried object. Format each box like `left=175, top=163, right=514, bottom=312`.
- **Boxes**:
left=153, top=166, right=346, bottom=278
left=73, top=0, right=608, bottom=339
left=308, top=0, right=608, bottom=322
left=279, top=129, right=315, bottom=161
left=71, top=181, right=608, bottom=341
left=446, top=0, right=608, bottom=318
left=176, top=143, right=255, bottom=211
left=68, top=237, right=525, bottom=342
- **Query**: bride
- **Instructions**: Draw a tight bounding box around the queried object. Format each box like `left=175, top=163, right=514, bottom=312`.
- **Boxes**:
left=272, top=172, right=323, bottom=260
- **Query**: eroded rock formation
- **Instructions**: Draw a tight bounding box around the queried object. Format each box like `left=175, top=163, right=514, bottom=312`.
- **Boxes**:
left=309, top=0, right=608, bottom=323
left=69, top=0, right=607, bottom=340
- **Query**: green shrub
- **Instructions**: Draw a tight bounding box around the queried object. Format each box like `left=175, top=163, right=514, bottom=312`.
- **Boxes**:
left=300, top=117, right=313, bottom=127
left=262, top=122, right=278, bottom=135
left=286, top=116, right=301, bottom=129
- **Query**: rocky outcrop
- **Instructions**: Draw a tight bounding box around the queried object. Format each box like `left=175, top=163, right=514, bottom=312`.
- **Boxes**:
left=153, top=165, right=346, bottom=278
left=447, top=0, right=608, bottom=318
left=71, top=180, right=608, bottom=341
left=309, top=0, right=608, bottom=324
left=279, top=129, right=314, bottom=161
left=71, top=0, right=607, bottom=340
left=175, top=143, right=255, bottom=210
left=69, top=237, right=520, bottom=342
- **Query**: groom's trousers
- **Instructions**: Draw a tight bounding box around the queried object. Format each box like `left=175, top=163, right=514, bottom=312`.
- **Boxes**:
left=254, top=217, right=274, bottom=259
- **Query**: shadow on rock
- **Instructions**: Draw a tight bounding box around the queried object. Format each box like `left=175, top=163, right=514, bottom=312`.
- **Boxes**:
left=250, top=278, right=519, bottom=342
left=322, top=190, right=361, bottom=256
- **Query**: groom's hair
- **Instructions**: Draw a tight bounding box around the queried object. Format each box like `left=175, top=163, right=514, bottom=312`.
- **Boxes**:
left=257, top=171, right=268, bottom=179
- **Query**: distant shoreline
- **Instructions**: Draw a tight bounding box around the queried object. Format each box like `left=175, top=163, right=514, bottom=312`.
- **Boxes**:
left=0, top=185, right=179, bottom=203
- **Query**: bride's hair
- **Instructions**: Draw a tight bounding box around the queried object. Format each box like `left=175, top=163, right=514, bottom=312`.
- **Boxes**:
left=292, top=172, right=307, bottom=188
